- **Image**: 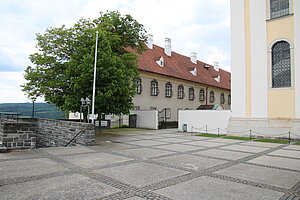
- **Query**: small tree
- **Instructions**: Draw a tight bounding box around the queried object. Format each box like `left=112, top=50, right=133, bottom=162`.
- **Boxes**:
left=22, top=11, right=147, bottom=118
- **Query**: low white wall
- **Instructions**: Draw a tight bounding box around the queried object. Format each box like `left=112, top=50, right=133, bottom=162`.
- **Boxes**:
left=131, top=110, right=158, bottom=129
left=178, top=110, right=231, bottom=134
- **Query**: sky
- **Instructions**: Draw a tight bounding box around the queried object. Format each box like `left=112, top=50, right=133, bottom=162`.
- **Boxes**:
left=0, top=0, right=231, bottom=103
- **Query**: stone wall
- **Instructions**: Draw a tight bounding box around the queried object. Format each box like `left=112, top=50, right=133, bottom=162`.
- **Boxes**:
left=0, top=119, right=37, bottom=149
left=37, top=119, right=95, bottom=148
left=0, top=118, right=95, bottom=150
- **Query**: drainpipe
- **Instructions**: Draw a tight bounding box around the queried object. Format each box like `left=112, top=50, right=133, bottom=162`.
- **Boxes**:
left=206, top=87, right=209, bottom=105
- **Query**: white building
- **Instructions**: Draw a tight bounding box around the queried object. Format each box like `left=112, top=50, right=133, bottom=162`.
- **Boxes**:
left=229, top=0, right=300, bottom=137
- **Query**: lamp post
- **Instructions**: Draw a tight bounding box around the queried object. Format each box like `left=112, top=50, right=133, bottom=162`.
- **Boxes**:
left=32, top=100, right=35, bottom=118
left=80, top=98, right=85, bottom=122
left=80, top=97, right=91, bottom=123
left=92, top=31, right=99, bottom=124
left=86, top=97, right=90, bottom=123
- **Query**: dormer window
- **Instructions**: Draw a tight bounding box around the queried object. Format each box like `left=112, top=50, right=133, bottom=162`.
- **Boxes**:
left=156, top=56, right=164, bottom=67
left=189, top=67, right=197, bottom=76
left=214, top=75, right=221, bottom=83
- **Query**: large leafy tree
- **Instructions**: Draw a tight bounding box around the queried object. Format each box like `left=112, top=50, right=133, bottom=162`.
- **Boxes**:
left=22, top=11, right=147, bottom=117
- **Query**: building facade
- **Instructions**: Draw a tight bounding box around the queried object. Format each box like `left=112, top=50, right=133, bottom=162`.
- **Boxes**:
left=132, top=36, right=231, bottom=122
left=229, top=0, right=300, bottom=135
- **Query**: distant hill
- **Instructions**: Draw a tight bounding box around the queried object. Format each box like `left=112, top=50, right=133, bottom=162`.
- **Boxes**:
left=0, top=103, right=66, bottom=119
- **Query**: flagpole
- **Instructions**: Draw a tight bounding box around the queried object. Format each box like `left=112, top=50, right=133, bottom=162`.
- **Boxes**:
left=92, top=31, right=98, bottom=124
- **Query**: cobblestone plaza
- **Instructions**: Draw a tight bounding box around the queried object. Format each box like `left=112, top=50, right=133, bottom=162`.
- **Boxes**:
left=0, top=129, right=299, bottom=200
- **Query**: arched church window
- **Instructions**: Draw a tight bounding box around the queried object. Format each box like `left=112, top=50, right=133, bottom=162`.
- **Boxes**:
left=272, top=41, right=291, bottom=88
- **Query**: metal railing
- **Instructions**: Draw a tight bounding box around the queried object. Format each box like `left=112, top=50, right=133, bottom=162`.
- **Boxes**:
left=65, top=130, right=82, bottom=147
left=190, top=125, right=300, bottom=144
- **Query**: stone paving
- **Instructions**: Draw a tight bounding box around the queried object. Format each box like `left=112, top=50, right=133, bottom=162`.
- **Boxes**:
left=0, top=129, right=299, bottom=200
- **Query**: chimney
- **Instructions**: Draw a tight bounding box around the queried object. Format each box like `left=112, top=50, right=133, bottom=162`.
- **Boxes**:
left=190, top=52, right=197, bottom=64
left=164, top=38, right=171, bottom=57
left=214, top=62, right=219, bottom=71
left=146, top=34, right=153, bottom=49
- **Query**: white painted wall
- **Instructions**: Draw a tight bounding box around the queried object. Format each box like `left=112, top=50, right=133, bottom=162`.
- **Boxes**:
left=131, top=110, right=158, bottom=129
left=295, top=0, right=300, bottom=118
left=69, top=112, right=98, bottom=120
left=178, top=110, right=231, bottom=134
left=250, top=0, right=268, bottom=118
left=230, top=0, right=246, bottom=118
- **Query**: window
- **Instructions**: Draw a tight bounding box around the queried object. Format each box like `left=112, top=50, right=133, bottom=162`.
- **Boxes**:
left=209, top=91, right=215, bottom=103
left=220, top=93, right=225, bottom=104
left=178, top=85, right=184, bottom=99
left=165, top=82, right=173, bottom=98
left=165, top=108, right=171, bottom=118
left=188, top=87, right=195, bottom=101
left=270, top=0, right=289, bottom=19
left=134, top=106, right=140, bottom=110
left=199, top=89, right=205, bottom=101
left=150, top=79, right=159, bottom=96
left=228, top=94, right=231, bottom=105
left=272, top=41, right=291, bottom=88
left=136, top=78, right=142, bottom=94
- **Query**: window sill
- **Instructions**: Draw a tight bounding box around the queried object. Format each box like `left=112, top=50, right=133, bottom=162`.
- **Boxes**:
left=266, top=13, right=294, bottom=22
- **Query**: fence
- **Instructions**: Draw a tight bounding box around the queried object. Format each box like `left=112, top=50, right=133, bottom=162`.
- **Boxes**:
left=190, top=124, right=300, bottom=143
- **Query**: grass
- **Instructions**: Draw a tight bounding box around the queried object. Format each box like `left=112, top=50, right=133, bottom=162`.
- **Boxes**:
left=196, top=133, right=225, bottom=138
left=111, top=124, right=129, bottom=129
left=253, top=138, right=290, bottom=144
left=195, top=133, right=298, bottom=144
left=223, top=136, right=253, bottom=140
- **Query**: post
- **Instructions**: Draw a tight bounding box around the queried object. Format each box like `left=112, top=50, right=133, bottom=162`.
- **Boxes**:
left=92, top=31, right=99, bottom=125
left=191, top=126, right=193, bottom=136
left=80, top=105, right=82, bottom=122
left=87, top=105, right=90, bottom=123
left=32, top=100, right=35, bottom=118
left=218, top=128, right=219, bottom=138
left=288, top=132, right=291, bottom=144
left=206, top=125, right=207, bottom=134
left=250, top=129, right=252, bottom=141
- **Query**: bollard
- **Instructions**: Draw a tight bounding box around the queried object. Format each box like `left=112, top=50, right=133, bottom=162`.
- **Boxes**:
left=288, top=132, right=291, bottom=144
left=250, top=129, right=252, bottom=141
left=218, top=128, right=220, bottom=138
left=206, top=125, right=207, bottom=134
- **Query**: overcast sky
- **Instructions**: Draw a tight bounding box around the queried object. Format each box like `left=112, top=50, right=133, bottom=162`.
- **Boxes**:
left=0, top=0, right=230, bottom=103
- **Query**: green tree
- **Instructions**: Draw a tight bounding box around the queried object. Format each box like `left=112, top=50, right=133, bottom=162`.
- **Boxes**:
left=22, top=11, right=147, bottom=118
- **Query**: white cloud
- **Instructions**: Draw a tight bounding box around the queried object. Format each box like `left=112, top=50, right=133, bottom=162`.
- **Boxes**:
left=0, top=0, right=231, bottom=102
left=0, top=72, right=28, bottom=103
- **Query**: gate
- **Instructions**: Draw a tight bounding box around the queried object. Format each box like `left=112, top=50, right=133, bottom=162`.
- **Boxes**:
left=158, top=108, right=177, bottom=129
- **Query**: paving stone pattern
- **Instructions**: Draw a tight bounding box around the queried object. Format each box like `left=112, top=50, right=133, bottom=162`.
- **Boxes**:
left=0, top=129, right=299, bottom=200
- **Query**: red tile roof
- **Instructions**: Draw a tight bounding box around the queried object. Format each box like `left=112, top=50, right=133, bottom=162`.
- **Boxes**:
left=132, top=44, right=231, bottom=90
